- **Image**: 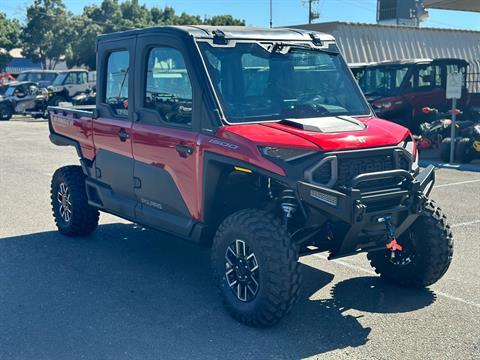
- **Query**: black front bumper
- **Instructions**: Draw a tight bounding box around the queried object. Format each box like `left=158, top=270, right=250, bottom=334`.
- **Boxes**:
left=297, top=165, right=435, bottom=257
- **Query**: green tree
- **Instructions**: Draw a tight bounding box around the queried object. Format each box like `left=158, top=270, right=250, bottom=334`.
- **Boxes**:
left=205, top=15, right=245, bottom=26
left=66, top=0, right=245, bottom=70
left=0, top=12, right=21, bottom=72
left=21, top=0, right=74, bottom=69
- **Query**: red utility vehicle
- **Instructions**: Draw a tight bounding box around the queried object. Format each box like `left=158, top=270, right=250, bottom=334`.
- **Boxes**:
left=48, top=26, right=453, bottom=327
left=351, top=58, right=477, bottom=133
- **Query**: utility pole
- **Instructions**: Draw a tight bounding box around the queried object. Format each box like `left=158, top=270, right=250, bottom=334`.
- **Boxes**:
left=270, top=0, right=273, bottom=28
left=306, top=0, right=320, bottom=24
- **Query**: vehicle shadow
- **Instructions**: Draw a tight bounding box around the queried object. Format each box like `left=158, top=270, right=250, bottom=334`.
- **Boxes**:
left=0, top=222, right=435, bottom=360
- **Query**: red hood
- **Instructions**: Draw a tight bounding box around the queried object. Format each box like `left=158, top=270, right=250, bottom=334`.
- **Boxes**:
left=221, top=117, right=410, bottom=152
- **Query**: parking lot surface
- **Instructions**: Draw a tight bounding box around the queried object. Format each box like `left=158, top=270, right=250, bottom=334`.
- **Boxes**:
left=1, top=118, right=479, bottom=360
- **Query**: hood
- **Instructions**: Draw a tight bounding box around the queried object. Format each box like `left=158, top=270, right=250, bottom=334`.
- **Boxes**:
left=222, top=116, right=410, bottom=152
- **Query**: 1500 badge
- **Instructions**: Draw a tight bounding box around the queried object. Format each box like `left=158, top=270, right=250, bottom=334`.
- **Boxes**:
left=209, top=138, right=239, bottom=149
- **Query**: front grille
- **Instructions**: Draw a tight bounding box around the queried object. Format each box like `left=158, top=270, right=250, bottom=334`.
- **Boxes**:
left=337, top=155, right=394, bottom=186
left=306, top=148, right=411, bottom=189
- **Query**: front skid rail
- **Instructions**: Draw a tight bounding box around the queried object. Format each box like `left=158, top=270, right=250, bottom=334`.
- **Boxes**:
left=297, top=165, right=435, bottom=258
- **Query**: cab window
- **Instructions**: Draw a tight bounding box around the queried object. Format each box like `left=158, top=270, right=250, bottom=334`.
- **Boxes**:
left=145, top=47, right=193, bottom=127
left=77, top=72, right=87, bottom=84
left=105, top=51, right=129, bottom=117
left=417, top=65, right=441, bottom=89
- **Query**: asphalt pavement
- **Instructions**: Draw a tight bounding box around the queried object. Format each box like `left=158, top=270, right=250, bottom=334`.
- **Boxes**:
left=0, top=117, right=479, bottom=360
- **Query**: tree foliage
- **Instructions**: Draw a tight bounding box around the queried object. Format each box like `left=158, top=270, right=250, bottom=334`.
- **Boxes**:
left=66, top=0, right=245, bottom=69
left=21, top=0, right=75, bottom=69
left=4, top=0, right=244, bottom=70
left=0, top=12, right=21, bottom=71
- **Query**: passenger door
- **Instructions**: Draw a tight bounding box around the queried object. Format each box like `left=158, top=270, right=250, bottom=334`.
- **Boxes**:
left=93, top=39, right=137, bottom=219
left=132, top=38, right=199, bottom=237
left=406, top=64, right=444, bottom=114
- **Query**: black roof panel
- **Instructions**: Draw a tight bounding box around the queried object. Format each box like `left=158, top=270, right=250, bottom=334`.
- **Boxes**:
left=97, top=25, right=335, bottom=43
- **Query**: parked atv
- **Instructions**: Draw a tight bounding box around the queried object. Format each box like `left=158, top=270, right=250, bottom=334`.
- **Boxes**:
left=415, top=107, right=473, bottom=160
left=444, top=123, right=480, bottom=163
left=47, top=70, right=92, bottom=106
left=0, top=81, right=49, bottom=121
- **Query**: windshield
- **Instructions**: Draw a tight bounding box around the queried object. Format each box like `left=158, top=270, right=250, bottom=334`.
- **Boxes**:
left=4, top=86, right=15, bottom=96
left=17, top=72, right=57, bottom=82
left=358, top=66, right=412, bottom=96
left=198, top=42, right=370, bottom=123
left=53, top=73, right=68, bottom=85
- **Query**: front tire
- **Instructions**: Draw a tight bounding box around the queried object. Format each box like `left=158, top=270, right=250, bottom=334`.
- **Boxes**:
left=455, top=137, right=473, bottom=163
left=367, top=200, right=453, bottom=288
left=49, top=95, right=67, bottom=106
left=51, top=166, right=99, bottom=236
left=440, top=138, right=452, bottom=162
left=0, top=104, right=12, bottom=121
left=211, top=209, right=301, bottom=327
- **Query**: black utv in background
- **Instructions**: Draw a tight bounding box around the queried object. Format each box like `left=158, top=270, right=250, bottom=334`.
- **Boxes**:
left=0, top=81, right=48, bottom=120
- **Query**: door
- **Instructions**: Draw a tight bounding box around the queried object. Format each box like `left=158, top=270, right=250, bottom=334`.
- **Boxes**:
left=132, top=39, right=200, bottom=237
left=406, top=64, right=444, bottom=115
left=64, top=72, right=89, bottom=97
left=13, top=84, right=36, bottom=113
left=93, top=40, right=137, bottom=219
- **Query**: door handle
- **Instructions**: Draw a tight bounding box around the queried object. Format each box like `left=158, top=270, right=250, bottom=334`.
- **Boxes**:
left=175, top=144, right=193, bottom=157
left=118, top=128, right=129, bottom=142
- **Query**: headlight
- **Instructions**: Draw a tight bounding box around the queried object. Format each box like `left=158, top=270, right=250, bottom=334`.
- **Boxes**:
left=259, top=146, right=314, bottom=162
left=398, top=136, right=418, bottom=172
left=382, top=102, right=392, bottom=109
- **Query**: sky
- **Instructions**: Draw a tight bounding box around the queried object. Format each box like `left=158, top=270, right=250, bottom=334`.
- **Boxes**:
left=3, top=0, right=480, bottom=31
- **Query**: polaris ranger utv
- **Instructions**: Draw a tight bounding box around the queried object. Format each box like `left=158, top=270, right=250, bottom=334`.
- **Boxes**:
left=48, top=26, right=453, bottom=327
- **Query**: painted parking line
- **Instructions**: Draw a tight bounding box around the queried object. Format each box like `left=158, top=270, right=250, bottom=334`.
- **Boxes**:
left=419, top=160, right=480, bottom=173
left=435, top=179, right=480, bottom=188
left=313, top=254, right=480, bottom=309
left=451, top=219, right=480, bottom=228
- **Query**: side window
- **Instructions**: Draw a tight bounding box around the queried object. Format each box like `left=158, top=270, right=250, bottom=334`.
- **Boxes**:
left=446, top=64, right=467, bottom=87
left=418, top=65, right=435, bottom=89
left=78, top=72, right=88, bottom=84
left=434, top=65, right=442, bottom=87
left=105, top=51, right=129, bottom=117
left=64, top=73, right=75, bottom=85
left=145, top=47, right=192, bottom=126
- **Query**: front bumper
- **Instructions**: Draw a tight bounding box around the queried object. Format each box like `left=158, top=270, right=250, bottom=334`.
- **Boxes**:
left=297, top=165, right=435, bottom=257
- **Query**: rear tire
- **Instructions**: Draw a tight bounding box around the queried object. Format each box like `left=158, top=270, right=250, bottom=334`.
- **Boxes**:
left=0, top=104, right=12, bottom=121
left=211, top=209, right=301, bottom=327
left=51, top=165, right=99, bottom=236
left=440, top=138, right=452, bottom=162
left=49, top=95, right=67, bottom=106
left=367, top=200, right=453, bottom=288
left=455, top=137, right=473, bottom=163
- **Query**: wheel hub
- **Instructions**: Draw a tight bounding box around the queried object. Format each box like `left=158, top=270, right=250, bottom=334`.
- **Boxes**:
left=225, top=239, right=259, bottom=302
left=56, top=182, right=72, bottom=222
left=388, top=232, right=415, bottom=266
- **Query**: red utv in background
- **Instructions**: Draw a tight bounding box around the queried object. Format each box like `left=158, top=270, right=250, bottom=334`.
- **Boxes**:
left=350, top=58, right=478, bottom=133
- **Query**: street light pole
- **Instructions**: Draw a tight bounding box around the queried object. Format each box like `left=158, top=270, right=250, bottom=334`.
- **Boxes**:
left=270, top=0, right=273, bottom=28
left=309, top=0, right=312, bottom=24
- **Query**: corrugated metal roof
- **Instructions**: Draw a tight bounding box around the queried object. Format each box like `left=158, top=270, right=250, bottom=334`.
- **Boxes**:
left=292, top=22, right=480, bottom=92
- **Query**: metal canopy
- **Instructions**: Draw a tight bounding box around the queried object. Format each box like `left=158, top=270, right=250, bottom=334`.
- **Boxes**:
left=423, top=0, right=480, bottom=12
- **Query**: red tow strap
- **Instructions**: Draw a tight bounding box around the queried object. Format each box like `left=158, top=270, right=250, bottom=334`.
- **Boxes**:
left=386, top=238, right=403, bottom=252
